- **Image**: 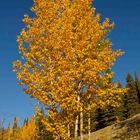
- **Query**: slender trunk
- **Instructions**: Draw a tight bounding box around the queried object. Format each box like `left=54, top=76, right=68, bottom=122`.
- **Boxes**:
left=80, top=107, right=83, bottom=140
left=75, top=115, right=79, bottom=140
left=88, top=113, right=91, bottom=140
left=68, top=124, right=70, bottom=139
left=75, top=95, right=80, bottom=140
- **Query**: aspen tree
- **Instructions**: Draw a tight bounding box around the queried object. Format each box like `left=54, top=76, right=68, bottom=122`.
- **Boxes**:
left=14, top=0, right=126, bottom=139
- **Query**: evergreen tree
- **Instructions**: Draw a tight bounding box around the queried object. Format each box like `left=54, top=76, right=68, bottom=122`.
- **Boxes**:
left=134, top=72, right=140, bottom=104
left=96, top=70, right=118, bottom=128
left=98, top=106, right=117, bottom=128
left=124, top=73, right=140, bottom=118
left=89, top=71, right=124, bottom=131
left=12, top=117, right=18, bottom=130
left=115, top=82, right=126, bottom=121
left=11, top=117, right=18, bottom=140
left=23, top=118, right=28, bottom=126
left=90, top=108, right=103, bottom=131
left=35, top=109, right=53, bottom=140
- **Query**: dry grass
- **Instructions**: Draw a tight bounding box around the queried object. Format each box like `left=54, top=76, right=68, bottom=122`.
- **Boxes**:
left=82, top=114, right=140, bottom=140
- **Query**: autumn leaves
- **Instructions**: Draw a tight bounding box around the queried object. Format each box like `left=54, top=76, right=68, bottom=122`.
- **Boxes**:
left=13, top=0, right=126, bottom=139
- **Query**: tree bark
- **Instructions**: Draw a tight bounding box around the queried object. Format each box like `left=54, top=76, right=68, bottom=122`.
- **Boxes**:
left=75, top=115, right=79, bottom=140
left=75, top=95, right=80, bottom=140
left=88, top=113, right=91, bottom=140
left=80, top=107, right=83, bottom=140
left=68, top=124, right=70, bottom=139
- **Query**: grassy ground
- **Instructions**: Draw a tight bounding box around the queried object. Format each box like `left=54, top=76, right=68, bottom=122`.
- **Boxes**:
left=82, top=114, right=140, bottom=140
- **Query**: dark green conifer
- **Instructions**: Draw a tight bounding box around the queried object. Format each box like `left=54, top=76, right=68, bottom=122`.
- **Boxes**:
left=115, top=82, right=126, bottom=121
left=134, top=72, right=140, bottom=104
left=98, top=106, right=117, bottom=128
left=91, top=108, right=104, bottom=131
left=124, top=73, right=140, bottom=118
left=23, top=118, right=28, bottom=126
left=35, top=108, right=53, bottom=140
left=97, top=70, right=118, bottom=128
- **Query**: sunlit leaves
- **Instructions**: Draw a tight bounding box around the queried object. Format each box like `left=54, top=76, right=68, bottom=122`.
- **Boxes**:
left=13, top=0, right=126, bottom=139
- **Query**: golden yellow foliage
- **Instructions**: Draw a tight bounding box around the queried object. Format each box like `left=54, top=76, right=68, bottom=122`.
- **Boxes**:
left=13, top=0, right=127, bottom=139
left=18, top=116, right=38, bottom=140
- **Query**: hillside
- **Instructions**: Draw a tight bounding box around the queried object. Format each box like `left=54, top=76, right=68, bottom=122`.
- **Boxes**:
left=83, top=114, right=140, bottom=140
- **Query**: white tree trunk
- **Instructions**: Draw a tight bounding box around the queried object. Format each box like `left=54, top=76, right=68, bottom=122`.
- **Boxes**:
left=68, top=124, right=70, bottom=139
left=88, top=113, right=91, bottom=140
left=80, top=107, right=83, bottom=140
left=75, top=115, right=79, bottom=140
left=75, top=95, right=80, bottom=140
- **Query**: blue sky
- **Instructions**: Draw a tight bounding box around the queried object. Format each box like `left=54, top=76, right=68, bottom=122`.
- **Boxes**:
left=0, top=0, right=140, bottom=127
